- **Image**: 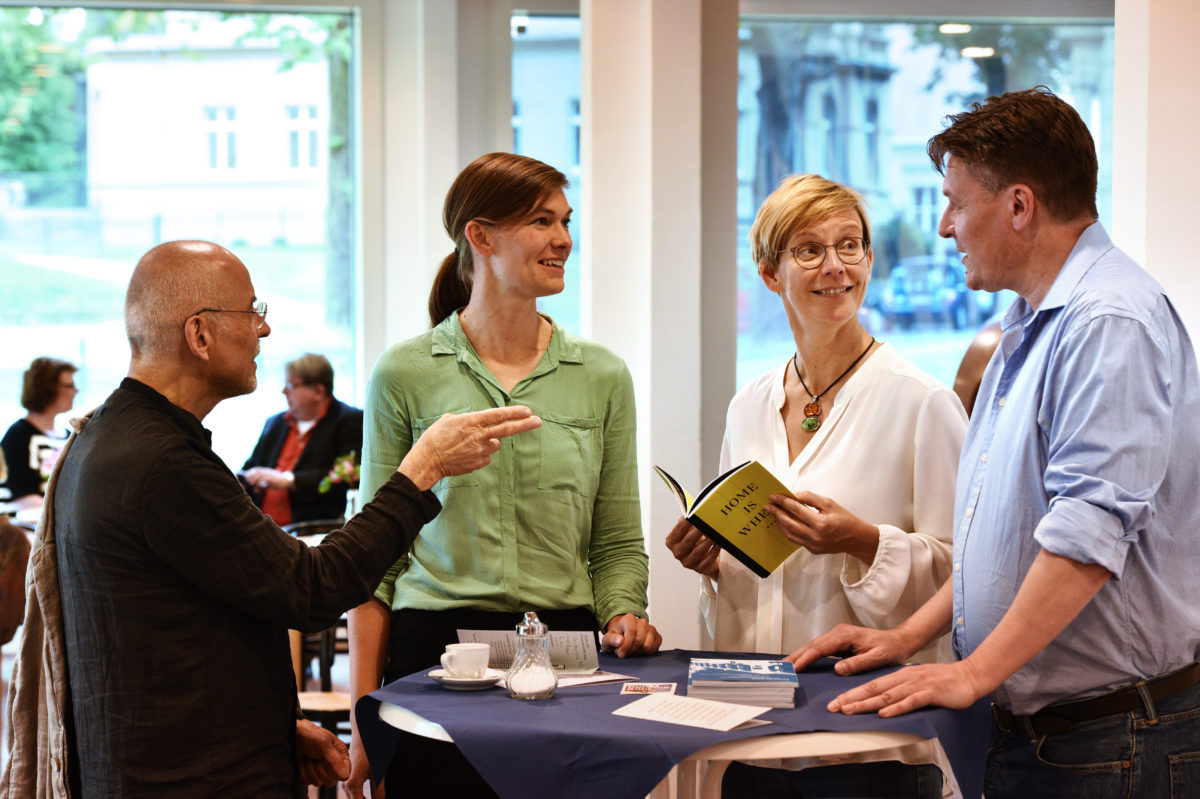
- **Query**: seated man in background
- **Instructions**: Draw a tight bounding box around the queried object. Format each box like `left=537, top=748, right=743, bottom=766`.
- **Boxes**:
left=242, top=353, right=363, bottom=524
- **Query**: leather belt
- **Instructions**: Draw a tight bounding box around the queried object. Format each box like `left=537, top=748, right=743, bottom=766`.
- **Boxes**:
left=992, top=661, right=1200, bottom=737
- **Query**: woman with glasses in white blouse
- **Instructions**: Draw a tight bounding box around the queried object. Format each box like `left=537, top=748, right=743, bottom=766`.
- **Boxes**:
left=666, top=174, right=966, bottom=799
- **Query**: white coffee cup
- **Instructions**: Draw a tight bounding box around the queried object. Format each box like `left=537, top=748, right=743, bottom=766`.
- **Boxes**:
left=440, top=642, right=490, bottom=679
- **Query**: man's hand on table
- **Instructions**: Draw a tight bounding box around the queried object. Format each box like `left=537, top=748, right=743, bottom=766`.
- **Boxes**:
left=785, top=622, right=987, bottom=718
left=819, top=660, right=989, bottom=717
left=786, top=622, right=913, bottom=676
left=297, top=718, right=350, bottom=787
left=601, top=613, right=662, bottom=657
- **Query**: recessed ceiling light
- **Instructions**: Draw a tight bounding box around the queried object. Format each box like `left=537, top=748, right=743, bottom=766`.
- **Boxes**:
left=939, top=23, right=972, bottom=34
left=961, top=46, right=996, bottom=58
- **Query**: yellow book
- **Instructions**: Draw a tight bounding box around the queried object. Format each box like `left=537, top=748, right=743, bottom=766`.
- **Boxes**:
left=654, top=461, right=800, bottom=578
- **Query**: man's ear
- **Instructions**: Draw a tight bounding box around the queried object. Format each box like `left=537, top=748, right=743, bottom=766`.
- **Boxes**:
left=464, top=219, right=494, bottom=257
left=1010, top=184, right=1035, bottom=232
left=183, top=315, right=212, bottom=361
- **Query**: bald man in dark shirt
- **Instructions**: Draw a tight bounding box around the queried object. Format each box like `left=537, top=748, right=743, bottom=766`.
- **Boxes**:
left=3, top=240, right=541, bottom=798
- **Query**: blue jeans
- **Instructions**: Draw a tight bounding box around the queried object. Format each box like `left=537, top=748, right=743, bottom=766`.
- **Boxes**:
left=984, top=678, right=1200, bottom=799
left=721, top=760, right=943, bottom=799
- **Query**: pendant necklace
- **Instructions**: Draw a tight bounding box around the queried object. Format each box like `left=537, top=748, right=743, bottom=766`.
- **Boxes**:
left=793, top=337, right=876, bottom=433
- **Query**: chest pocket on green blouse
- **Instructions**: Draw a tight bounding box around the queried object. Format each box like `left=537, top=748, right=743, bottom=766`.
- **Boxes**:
left=537, top=412, right=601, bottom=496
left=413, top=409, right=480, bottom=488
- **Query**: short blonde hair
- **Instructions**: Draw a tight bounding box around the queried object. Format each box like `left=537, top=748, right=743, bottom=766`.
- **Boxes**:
left=749, top=174, right=872, bottom=275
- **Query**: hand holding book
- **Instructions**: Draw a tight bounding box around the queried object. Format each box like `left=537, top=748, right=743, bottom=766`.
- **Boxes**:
left=761, top=489, right=881, bottom=565
left=656, top=461, right=801, bottom=578
left=665, top=516, right=721, bottom=579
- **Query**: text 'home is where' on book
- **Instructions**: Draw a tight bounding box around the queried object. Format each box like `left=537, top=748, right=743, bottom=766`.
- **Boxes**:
left=688, top=657, right=799, bottom=708
left=654, top=460, right=800, bottom=578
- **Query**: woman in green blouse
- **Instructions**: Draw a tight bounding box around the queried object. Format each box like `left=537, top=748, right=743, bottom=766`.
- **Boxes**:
left=343, top=152, right=662, bottom=798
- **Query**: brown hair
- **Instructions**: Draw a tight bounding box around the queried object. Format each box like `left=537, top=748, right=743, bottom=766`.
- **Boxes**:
left=286, top=352, right=334, bottom=394
left=428, top=152, right=568, bottom=326
left=927, top=86, right=1098, bottom=223
left=21, top=357, right=77, bottom=413
left=749, top=174, right=872, bottom=276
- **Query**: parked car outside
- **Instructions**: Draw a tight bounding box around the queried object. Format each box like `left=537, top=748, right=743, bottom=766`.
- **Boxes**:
left=882, top=255, right=980, bottom=329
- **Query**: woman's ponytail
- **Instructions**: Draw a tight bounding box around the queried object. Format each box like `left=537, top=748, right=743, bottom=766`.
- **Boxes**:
left=428, top=250, right=472, bottom=327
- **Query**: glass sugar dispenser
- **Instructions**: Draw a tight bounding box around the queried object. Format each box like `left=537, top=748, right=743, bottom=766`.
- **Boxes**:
left=506, top=611, right=558, bottom=700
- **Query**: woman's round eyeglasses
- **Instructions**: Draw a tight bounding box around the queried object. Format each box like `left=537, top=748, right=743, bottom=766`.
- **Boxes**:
left=778, top=237, right=870, bottom=270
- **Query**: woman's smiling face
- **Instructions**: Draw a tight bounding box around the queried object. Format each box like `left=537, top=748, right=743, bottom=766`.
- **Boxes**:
left=483, top=189, right=573, bottom=301
left=763, top=211, right=873, bottom=331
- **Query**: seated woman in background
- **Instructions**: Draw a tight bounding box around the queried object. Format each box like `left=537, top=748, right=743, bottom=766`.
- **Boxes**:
left=1, top=356, right=78, bottom=510
left=343, top=152, right=661, bottom=799
left=666, top=174, right=966, bottom=799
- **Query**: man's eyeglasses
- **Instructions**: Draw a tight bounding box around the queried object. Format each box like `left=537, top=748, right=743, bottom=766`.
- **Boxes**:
left=192, top=300, right=269, bottom=329
left=778, top=237, right=870, bottom=270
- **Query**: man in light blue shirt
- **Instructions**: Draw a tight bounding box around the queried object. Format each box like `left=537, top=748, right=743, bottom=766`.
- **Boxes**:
left=787, top=88, right=1200, bottom=798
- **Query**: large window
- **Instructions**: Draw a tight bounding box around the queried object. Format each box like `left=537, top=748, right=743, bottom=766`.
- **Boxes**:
left=511, top=13, right=583, bottom=335
left=0, top=6, right=359, bottom=466
left=735, top=19, right=1114, bottom=388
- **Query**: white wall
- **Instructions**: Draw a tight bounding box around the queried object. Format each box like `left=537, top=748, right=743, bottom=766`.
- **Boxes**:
left=1113, top=0, right=1200, bottom=341
left=582, top=0, right=739, bottom=649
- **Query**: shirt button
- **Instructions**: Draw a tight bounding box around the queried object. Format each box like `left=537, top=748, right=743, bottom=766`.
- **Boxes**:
left=998, top=397, right=1007, bottom=407
left=964, top=507, right=973, bottom=518
left=980, top=453, right=988, bottom=462
left=957, top=617, right=965, bottom=626
left=954, top=562, right=961, bottom=571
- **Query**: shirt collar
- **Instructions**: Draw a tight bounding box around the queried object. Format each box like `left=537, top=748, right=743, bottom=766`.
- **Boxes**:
left=118, top=376, right=213, bottom=445
left=430, top=309, right=583, bottom=366
left=1035, top=221, right=1114, bottom=313
left=999, top=221, right=1113, bottom=357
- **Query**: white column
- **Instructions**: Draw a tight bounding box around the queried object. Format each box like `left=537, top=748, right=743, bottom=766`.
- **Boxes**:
left=1113, top=0, right=1200, bottom=339
left=370, top=0, right=511, bottom=373
left=582, top=0, right=738, bottom=649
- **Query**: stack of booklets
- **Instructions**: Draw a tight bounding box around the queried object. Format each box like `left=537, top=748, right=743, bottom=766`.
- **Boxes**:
left=686, top=657, right=799, bottom=708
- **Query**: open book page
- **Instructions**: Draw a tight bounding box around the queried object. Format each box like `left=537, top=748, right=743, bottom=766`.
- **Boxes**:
left=456, top=629, right=600, bottom=674
left=653, top=465, right=694, bottom=510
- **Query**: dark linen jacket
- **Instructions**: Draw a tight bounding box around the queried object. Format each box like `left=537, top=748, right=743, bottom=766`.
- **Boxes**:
left=6, top=379, right=436, bottom=797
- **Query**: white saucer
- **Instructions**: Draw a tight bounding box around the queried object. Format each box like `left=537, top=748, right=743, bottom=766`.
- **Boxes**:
left=428, top=668, right=504, bottom=691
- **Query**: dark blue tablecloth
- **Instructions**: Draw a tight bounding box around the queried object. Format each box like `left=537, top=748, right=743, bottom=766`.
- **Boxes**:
left=357, top=649, right=991, bottom=799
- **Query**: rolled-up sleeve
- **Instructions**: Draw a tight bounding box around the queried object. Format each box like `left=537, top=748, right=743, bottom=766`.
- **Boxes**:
left=1034, top=313, right=1172, bottom=578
